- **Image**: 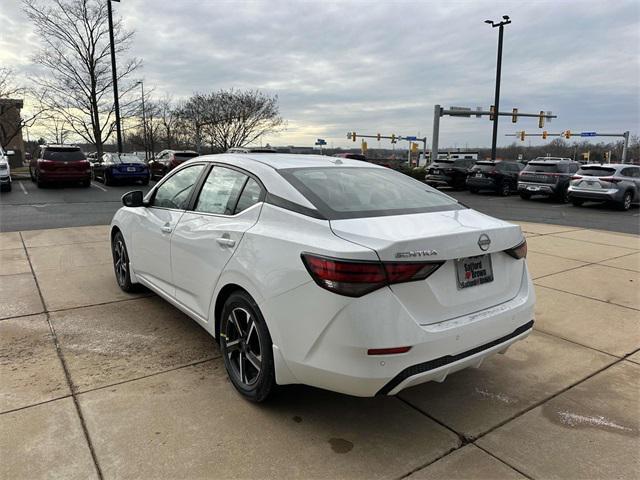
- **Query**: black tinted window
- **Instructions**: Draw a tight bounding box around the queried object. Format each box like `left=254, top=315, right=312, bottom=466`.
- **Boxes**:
left=43, top=148, right=85, bottom=161
left=153, top=164, right=204, bottom=209
left=195, top=167, right=246, bottom=215
left=235, top=178, right=263, bottom=214
left=524, top=163, right=562, bottom=173
left=578, top=166, right=616, bottom=176
left=174, top=152, right=199, bottom=159
left=473, top=162, right=496, bottom=172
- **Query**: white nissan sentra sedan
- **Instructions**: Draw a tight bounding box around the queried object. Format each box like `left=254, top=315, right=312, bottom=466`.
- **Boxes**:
left=110, top=154, right=535, bottom=401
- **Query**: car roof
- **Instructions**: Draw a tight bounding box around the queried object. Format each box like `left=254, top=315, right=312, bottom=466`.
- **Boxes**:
left=198, top=153, right=381, bottom=170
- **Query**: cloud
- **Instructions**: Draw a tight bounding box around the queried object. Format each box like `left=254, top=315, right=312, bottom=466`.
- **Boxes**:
left=4, top=0, right=639, bottom=148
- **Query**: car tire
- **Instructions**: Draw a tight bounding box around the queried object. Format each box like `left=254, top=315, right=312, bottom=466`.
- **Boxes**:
left=499, top=183, right=510, bottom=196
left=519, top=192, right=531, bottom=200
left=1, top=182, right=10, bottom=192
left=36, top=173, right=45, bottom=188
left=104, top=171, right=112, bottom=186
left=618, top=191, right=633, bottom=211
left=468, top=187, right=479, bottom=194
left=111, top=231, right=141, bottom=293
left=220, top=291, right=276, bottom=403
left=29, top=168, right=35, bottom=181
left=141, top=177, right=149, bottom=186
left=571, top=199, right=584, bottom=207
left=81, top=179, right=91, bottom=188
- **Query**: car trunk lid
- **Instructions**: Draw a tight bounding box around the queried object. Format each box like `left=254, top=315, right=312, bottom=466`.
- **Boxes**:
left=330, top=209, right=525, bottom=325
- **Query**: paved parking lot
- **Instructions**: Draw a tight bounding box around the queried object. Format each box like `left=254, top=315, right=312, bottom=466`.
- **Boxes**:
left=1, top=178, right=638, bottom=234
left=1, top=222, right=638, bottom=479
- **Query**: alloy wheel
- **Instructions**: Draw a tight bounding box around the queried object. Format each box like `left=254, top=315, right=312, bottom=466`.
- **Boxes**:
left=113, top=238, right=128, bottom=287
left=624, top=192, right=632, bottom=210
left=223, top=307, right=263, bottom=386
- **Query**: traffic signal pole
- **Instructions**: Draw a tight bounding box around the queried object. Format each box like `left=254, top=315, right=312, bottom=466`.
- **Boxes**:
left=490, top=22, right=505, bottom=160
left=507, top=130, right=630, bottom=162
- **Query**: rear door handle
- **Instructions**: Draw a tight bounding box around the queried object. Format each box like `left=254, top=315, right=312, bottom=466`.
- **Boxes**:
left=161, top=225, right=172, bottom=234
left=216, top=237, right=236, bottom=247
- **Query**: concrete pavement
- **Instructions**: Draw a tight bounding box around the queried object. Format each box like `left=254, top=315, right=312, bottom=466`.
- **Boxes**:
left=1, top=223, right=638, bottom=479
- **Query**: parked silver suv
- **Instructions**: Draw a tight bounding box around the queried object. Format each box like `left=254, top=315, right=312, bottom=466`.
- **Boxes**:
left=569, top=164, right=640, bottom=211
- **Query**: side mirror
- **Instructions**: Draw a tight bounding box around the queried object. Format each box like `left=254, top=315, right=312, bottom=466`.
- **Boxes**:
left=122, top=190, right=145, bottom=207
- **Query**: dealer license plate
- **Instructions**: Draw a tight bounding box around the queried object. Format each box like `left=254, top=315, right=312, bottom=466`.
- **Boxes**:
left=455, top=254, right=494, bottom=289
left=127, top=167, right=136, bottom=172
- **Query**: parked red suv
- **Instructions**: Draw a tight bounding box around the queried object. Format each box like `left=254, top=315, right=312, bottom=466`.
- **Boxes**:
left=30, top=145, right=91, bottom=188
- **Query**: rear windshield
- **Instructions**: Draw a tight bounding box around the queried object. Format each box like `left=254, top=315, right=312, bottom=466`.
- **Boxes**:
left=523, top=162, right=566, bottom=173
left=433, top=159, right=454, bottom=164
left=43, top=148, right=85, bottom=161
left=473, top=162, right=496, bottom=172
left=175, top=152, right=199, bottom=159
left=279, top=167, right=462, bottom=220
left=577, top=166, right=616, bottom=176
left=114, top=155, right=144, bottom=163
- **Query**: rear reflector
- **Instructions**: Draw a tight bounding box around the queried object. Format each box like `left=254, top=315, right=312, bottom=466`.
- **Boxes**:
left=368, top=346, right=412, bottom=355
left=301, top=253, right=444, bottom=297
left=504, top=239, right=527, bottom=259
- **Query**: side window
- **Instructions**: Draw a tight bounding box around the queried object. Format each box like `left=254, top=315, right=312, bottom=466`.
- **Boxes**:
left=569, top=164, right=579, bottom=174
left=195, top=167, right=247, bottom=215
left=235, top=178, right=264, bottom=214
left=620, top=168, right=631, bottom=177
left=153, top=164, right=204, bottom=209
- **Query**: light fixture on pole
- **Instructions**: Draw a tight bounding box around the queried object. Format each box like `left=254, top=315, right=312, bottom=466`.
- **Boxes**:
left=485, top=15, right=511, bottom=160
left=107, top=0, right=123, bottom=154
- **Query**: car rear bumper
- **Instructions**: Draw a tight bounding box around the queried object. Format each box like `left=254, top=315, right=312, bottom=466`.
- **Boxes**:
left=0, top=174, right=10, bottom=184
left=264, top=262, right=536, bottom=397
left=518, top=182, right=557, bottom=196
left=466, top=177, right=498, bottom=190
left=39, top=171, right=91, bottom=182
left=110, top=170, right=149, bottom=180
left=568, top=186, right=621, bottom=202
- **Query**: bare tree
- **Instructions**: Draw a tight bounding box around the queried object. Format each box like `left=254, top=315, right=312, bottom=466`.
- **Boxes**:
left=24, top=0, right=141, bottom=156
left=0, top=68, right=48, bottom=148
left=157, top=95, right=181, bottom=149
left=202, top=90, right=285, bottom=151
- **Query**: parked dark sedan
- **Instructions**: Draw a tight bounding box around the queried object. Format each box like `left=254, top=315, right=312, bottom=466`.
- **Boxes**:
left=467, top=160, right=523, bottom=196
left=92, top=153, right=149, bottom=186
left=148, top=150, right=199, bottom=180
left=425, top=158, right=476, bottom=189
left=29, top=144, right=91, bottom=188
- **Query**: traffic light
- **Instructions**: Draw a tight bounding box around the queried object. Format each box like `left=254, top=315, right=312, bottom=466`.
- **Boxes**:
left=512, top=108, right=518, bottom=123
left=377, top=133, right=381, bottom=141
left=564, top=130, right=571, bottom=139
left=411, top=142, right=418, bottom=153
left=542, top=131, right=548, bottom=140
left=538, top=111, right=545, bottom=129
left=603, top=151, right=609, bottom=162
left=390, top=134, right=396, bottom=144
left=519, top=131, right=525, bottom=141
left=489, top=105, right=495, bottom=121
left=352, top=131, right=357, bottom=142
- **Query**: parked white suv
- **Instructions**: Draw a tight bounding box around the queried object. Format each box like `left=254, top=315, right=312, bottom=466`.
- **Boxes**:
left=110, top=154, right=535, bottom=401
left=0, top=146, right=12, bottom=192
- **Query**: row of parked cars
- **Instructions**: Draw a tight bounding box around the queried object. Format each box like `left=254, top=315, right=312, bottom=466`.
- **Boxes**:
left=425, top=157, right=640, bottom=210
left=27, top=145, right=200, bottom=188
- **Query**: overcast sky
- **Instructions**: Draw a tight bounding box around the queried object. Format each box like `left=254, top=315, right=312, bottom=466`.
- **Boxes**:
left=2, top=0, right=639, bottom=149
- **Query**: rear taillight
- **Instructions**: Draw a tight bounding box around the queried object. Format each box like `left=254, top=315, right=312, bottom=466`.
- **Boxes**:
left=599, top=176, right=621, bottom=184
left=504, top=239, right=527, bottom=259
left=571, top=175, right=582, bottom=180
left=301, top=253, right=443, bottom=297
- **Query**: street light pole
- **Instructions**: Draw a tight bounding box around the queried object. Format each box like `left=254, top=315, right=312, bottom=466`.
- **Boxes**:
left=485, top=15, right=511, bottom=160
left=136, top=81, right=148, bottom=160
left=107, top=0, right=123, bottom=154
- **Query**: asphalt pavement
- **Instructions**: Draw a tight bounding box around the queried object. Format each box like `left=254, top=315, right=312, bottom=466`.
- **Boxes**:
left=0, top=177, right=638, bottom=234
